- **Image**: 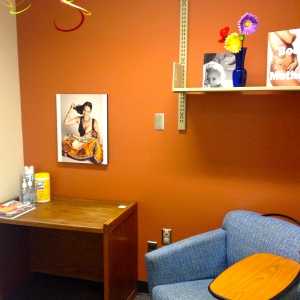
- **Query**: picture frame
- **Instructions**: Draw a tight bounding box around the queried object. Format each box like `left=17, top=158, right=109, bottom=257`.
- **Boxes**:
left=266, top=28, right=300, bottom=86
left=56, top=93, right=108, bottom=165
left=203, top=52, right=235, bottom=88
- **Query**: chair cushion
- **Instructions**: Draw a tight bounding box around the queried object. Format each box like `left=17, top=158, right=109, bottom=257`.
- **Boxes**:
left=152, top=279, right=217, bottom=300
left=223, top=210, right=300, bottom=266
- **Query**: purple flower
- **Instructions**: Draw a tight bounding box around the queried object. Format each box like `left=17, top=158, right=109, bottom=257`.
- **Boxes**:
left=238, top=13, right=259, bottom=35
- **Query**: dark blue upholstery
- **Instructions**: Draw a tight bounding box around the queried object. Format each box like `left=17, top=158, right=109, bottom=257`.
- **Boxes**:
left=145, top=210, right=300, bottom=300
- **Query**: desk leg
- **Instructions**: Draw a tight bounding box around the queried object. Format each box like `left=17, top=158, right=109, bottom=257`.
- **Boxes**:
left=0, top=224, right=30, bottom=299
left=103, top=206, right=138, bottom=300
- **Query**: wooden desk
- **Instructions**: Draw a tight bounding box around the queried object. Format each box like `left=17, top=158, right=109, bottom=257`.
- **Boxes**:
left=0, top=197, right=137, bottom=300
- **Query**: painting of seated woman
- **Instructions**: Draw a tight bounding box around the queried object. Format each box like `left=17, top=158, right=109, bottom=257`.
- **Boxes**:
left=56, top=94, right=108, bottom=165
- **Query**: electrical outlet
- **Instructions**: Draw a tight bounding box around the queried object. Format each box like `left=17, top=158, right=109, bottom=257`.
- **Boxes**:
left=147, top=240, right=158, bottom=252
left=161, top=228, right=172, bottom=245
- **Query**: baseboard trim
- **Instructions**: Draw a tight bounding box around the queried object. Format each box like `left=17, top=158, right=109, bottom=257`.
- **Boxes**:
left=137, top=281, right=149, bottom=293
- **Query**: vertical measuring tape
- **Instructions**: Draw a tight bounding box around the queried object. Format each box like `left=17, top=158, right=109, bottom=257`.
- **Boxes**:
left=178, top=0, right=188, bottom=130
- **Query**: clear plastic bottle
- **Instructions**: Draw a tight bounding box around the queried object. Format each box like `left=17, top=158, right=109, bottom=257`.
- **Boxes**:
left=27, top=179, right=36, bottom=203
left=29, top=166, right=35, bottom=182
left=21, top=178, right=30, bottom=204
left=22, top=166, right=35, bottom=204
left=24, top=166, right=34, bottom=184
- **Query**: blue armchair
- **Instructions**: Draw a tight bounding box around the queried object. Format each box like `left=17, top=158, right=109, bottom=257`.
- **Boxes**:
left=145, top=210, right=300, bottom=299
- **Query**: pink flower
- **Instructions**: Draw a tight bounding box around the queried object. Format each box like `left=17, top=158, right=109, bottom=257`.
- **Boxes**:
left=238, top=13, right=259, bottom=35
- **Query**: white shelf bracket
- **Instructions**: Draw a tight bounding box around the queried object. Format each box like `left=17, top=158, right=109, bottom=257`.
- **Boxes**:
left=177, top=0, right=188, bottom=131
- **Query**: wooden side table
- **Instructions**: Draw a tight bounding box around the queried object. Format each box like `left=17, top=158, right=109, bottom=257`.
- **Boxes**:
left=0, top=197, right=137, bottom=300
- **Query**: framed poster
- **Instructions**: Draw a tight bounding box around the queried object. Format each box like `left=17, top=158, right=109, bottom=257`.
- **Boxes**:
left=56, top=93, right=108, bottom=165
left=266, top=28, right=300, bottom=86
left=203, top=52, right=235, bottom=88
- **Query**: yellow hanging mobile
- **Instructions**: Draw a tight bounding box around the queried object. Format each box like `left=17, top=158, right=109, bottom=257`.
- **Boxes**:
left=1, top=0, right=92, bottom=32
left=60, top=0, right=92, bottom=16
left=1, top=0, right=31, bottom=15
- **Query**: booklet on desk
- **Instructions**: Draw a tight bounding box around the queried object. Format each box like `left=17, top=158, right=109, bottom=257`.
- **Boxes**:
left=0, top=199, right=35, bottom=219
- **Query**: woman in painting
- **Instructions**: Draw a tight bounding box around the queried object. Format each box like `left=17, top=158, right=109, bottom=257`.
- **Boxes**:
left=269, top=30, right=300, bottom=86
left=62, top=101, right=103, bottom=164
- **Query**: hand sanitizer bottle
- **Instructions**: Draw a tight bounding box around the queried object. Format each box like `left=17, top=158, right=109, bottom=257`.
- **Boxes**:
left=22, top=165, right=35, bottom=204
left=27, top=179, right=35, bottom=204
left=21, top=178, right=30, bottom=204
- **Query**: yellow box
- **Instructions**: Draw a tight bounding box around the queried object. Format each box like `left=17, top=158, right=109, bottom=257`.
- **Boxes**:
left=35, top=172, right=50, bottom=203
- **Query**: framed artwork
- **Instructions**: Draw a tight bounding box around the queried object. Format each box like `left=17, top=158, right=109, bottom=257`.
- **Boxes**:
left=203, top=52, right=235, bottom=88
left=56, top=93, right=108, bottom=165
left=267, top=28, right=300, bottom=86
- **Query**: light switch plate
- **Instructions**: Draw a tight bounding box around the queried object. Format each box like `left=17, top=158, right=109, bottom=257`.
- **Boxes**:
left=154, top=113, right=165, bottom=130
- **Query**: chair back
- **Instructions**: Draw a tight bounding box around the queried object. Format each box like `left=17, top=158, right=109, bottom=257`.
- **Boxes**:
left=223, top=210, right=300, bottom=266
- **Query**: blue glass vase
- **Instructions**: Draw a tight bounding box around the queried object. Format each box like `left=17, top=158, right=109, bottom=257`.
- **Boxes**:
left=233, top=47, right=247, bottom=87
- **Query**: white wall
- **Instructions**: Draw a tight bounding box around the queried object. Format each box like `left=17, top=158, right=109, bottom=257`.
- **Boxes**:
left=0, top=8, right=23, bottom=201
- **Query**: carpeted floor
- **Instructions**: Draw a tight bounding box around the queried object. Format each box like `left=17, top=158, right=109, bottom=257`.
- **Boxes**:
left=9, top=274, right=150, bottom=300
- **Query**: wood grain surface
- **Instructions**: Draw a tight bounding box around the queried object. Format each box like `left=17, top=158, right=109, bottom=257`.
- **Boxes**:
left=0, top=197, right=138, bottom=300
left=30, top=228, right=103, bottom=282
left=209, top=253, right=300, bottom=300
left=104, top=205, right=138, bottom=300
left=0, top=197, right=135, bottom=233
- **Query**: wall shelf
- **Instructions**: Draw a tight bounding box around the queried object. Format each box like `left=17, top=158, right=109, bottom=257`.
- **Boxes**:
left=174, top=2, right=300, bottom=130
left=173, top=86, right=300, bottom=94
left=172, top=63, right=300, bottom=94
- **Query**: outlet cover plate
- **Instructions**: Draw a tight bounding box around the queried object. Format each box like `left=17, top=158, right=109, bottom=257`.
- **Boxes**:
left=154, top=113, right=165, bottom=130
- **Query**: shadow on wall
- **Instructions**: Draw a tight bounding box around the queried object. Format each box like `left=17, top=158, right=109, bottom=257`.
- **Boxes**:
left=187, top=92, right=300, bottom=183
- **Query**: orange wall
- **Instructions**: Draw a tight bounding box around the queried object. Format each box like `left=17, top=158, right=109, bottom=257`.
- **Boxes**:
left=17, top=0, right=300, bottom=280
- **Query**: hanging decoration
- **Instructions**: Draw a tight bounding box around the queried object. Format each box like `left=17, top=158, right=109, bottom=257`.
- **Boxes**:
left=54, top=0, right=92, bottom=32
left=60, top=0, right=91, bottom=16
left=54, top=10, right=85, bottom=32
left=1, top=0, right=31, bottom=15
left=1, top=0, right=92, bottom=32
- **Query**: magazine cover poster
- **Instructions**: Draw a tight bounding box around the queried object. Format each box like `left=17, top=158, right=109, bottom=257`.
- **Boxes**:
left=203, top=52, right=235, bottom=88
left=56, top=94, right=108, bottom=165
left=267, top=28, right=300, bottom=86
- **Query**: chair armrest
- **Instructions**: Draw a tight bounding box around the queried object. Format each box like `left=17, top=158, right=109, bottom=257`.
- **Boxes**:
left=145, top=229, right=227, bottom=291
